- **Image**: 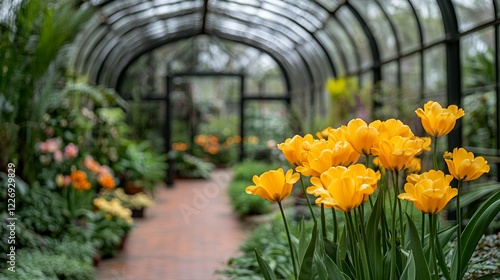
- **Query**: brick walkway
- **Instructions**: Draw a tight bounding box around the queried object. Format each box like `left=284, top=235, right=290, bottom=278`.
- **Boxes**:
left=96, top=169, right=246, bottom=280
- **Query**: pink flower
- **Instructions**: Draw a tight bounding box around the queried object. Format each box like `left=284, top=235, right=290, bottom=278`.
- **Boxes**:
left=53, top=150, right=63, bottom=163
left=38, top=138, right=61, bottom=153
left=64, top=143, right=79, bottom=159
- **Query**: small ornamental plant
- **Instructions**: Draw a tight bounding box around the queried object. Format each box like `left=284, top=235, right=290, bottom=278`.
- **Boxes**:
left=245, top=100, right=498, bottom=280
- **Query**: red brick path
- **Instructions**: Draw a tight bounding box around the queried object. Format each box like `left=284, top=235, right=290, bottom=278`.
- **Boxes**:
left=96, top=169, right=246, bottom=280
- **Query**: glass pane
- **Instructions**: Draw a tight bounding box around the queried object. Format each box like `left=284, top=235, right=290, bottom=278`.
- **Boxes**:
left=244, top=101, right=291, bottom=159
left=316, top=30, right=346, bottom=76
left=401, top=54, right=422, bottom=103
left=128, top=101, right=167, bottom=152
left=358, top=72, right=373, bottom=120
left=424, top=45, right=446, bottom=94
left=378, top=0, right=420, bottom=53
left=375, top=62, right=399, bottom=119
left=336, top=6, right=372, bottom=69
left=452, top=0, right=494, bottom=31
left=462, top=91, right=497, bottom=150
left=410, top=0, right=445, bottom=45
left=350, top=0, right=397, bottom=61
left=325, top=18, right=358, bottom=73
left=461, top=28, right=495, bottom=90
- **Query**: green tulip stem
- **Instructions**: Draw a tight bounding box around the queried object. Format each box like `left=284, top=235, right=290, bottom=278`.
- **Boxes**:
left=321, top=203, right=327, bottom=239
left=429, top=213, right=438, bottom=280
left=300, top=176, right=317, bottom=224
left=421, top=212, right=426, bottom=245
left=432, top=136, right=438, bottom=170
left=365, top=154, right=374, bottom=208
left=390, top=172, right=398, bottom=280
left=332, top=208, right=338, bottom=243
left=346, top=211, right=361, bottom=280
left=278, top=201, right=298, bottom=278
left=456, top=180, right=462, bottom=280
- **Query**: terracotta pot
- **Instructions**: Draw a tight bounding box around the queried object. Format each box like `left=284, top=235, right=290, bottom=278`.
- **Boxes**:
left=124, top=182, right=144, bottom=195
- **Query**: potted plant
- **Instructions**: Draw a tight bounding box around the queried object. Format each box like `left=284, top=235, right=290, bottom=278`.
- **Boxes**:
left=115, top=140, right=168, bottom=195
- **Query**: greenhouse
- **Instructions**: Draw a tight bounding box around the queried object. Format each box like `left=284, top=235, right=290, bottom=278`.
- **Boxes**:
left=1, top=0, right=499, bottom=279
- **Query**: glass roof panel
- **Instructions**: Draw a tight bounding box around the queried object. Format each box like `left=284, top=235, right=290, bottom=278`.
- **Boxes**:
left=316, top=30, right=345, bottom=76
left=377, top=0, right=419, bottom=53
left=325, top=18, right=358, bottom=73
left=350, top=0, right=397, bottom=61
left=452, top=0, right=494, bottom=32
left=336, top=6, right=372, bottom=69
left=409, top=0, right=445, bottom=45
left=312, top=0, right=343, bottom=12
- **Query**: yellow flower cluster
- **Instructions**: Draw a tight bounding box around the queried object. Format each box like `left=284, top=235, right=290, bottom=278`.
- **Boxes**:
left=100, top=188, right=155, bottom=209
left=93, top=197, right=133, bottom=224
left=246, top=100, right=490, bottom=215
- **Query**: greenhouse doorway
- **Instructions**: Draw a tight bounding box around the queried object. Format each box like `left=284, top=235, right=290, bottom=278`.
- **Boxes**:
left=165, top=73, right=245, bottom=185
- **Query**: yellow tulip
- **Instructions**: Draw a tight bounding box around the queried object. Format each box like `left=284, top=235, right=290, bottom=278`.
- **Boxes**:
left=307, top=164, right=379, bottom=212
left=374, top=119, right=414, bottom=140
left=415, top=101, right=464, bottom=137
left=444, top=148, right=490, bottom=181
left=326, top=77, right=346, bottom=98
left=277, top=134, right=314, bottom=167
left=371, top=136, right=424, bottom=172
left=316, top=127, right=332, bottom=140
left=399, top=170, right=457, bottom=214
left=345, top=118, right=380, bottom=155
left=246, top=168, right=300, bottom=202
left=296, top=139, right=360, bottom=177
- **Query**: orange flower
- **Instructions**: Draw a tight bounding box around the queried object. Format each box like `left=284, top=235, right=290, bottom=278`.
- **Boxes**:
left=172, top=142, right=188, bottom=152
left=84, top=155, right=101, bottom=174
left=71, top=170, right=91, bottom=191
left=98, top=173, right=116, bottom=189
left=415, top=101, right=464, bottom=137
left=444, top=148, right=490, bottom=181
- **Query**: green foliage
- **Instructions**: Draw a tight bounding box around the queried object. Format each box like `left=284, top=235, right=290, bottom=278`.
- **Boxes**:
left=116, top=141, right=168, bottom=192
left=218, top=215, right=302, bottom=279
left=232, top=160, right=277, bottom=181
left=0, top=0, right=94, bottom=182
left=5, top=249, right=95, bottom=280
left=16, top=185, right=68, bottom=236
left=227, top=180, right=272, bottom=216
left=172, top=151, right=214, bottom=179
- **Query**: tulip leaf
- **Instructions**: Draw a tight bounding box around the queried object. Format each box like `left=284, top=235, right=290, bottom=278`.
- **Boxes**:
left=298, top=222, right=317, bottom=280
left=366, top=193, right=384, bottom=279
left=323, top=238, right=338, bottom=263
left=451, top=190, right=500, bottom=280
left=405, top=214, right=432, bottom=280
left=255, top=249, right=277, bottom=280
left=321, top=253, right=347, bottom=280
left=435, top=226, right=454, bottom=280
left=400, top=251, right=416, bottom=280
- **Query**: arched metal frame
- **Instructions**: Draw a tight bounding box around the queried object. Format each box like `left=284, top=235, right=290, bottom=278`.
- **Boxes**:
left=74, top=0, right=500, bottom=180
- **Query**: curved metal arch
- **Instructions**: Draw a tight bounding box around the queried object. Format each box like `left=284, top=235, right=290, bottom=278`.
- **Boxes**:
left=406, top=0, right=425, bottom=100
left=436, top=0, right=461, bottom=150
left=343, top=2, right=382, bottom=82
left=373, top=0, right=401, bottom=87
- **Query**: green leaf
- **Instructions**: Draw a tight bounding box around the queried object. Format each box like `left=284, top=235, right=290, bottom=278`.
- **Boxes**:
left=405, top=214, right=432, bottom=280
left=254, top=249, right=277, bottom=280
left=365, top=193, right=384, bottom=279
left=322, top=253, right=346, bottom=280
left=323, top=238, right=338, bottom=263
left=297, top=223, right=317, bottom=280
left=400, top=251, right=416, bottom=280
left=451, top=190, right=500, bottom=280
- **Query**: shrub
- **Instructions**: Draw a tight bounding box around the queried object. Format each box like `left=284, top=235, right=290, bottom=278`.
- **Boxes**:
left=227, top=180, right=272, bottom=216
